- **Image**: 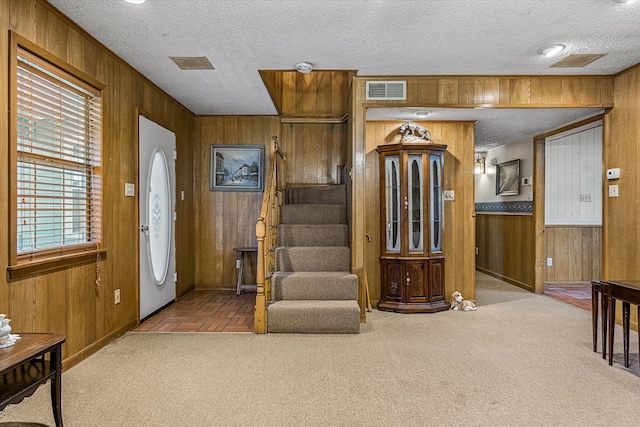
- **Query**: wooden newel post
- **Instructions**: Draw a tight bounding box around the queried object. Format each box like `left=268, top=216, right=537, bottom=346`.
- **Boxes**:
left=255, top=218, right=267, bottom=333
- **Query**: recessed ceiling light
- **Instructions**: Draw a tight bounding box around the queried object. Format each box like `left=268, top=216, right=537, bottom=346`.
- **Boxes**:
left=125, top=0, right=146, bottom=4
left=537, top=44, right=566, bottom=57
left=414, top=110, right=430, bottom=117
left=294, top=62, right=313, bottom=73
left=615, top=0, right=638, bottom=4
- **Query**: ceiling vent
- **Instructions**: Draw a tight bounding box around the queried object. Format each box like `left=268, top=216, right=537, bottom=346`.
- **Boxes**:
left=550, top=54, right=606, bottom=68
left=170, top=56, right=215, bottom=70
left=366, top=81, right=406, bottom=100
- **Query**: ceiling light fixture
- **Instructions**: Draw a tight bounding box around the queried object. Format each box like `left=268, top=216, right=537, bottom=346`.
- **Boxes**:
left=125, top=0, right=146, bottom=4
left=414, top=110, right=430, bottom=117
left=537, top=44, right=566, bottom=57
left=615, top=0, right=638, bottom=4
left=294, top=62, right=313, bottom=73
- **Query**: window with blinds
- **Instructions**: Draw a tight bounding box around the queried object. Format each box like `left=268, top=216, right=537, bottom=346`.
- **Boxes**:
left=15, top=49, right=102, bottom=260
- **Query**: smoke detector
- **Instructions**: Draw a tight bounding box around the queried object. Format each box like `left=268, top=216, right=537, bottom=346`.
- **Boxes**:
left=295, top=62, right=313, bottom=73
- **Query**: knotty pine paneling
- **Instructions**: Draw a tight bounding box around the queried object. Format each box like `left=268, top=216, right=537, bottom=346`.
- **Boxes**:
left=1, top=0, right=196, bottom=366
left=365, top=76, right=614, bottom=108
left=476, top=213, right=535, bottom=292
left=544, top=226, right=601, bottom=285
left=194, top=116, right=280, bottom=289
left=364, top=121, right=476, bottom=302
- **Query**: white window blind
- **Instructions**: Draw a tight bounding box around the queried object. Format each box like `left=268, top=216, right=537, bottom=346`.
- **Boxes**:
left=16, top=50, right=102, bottom=258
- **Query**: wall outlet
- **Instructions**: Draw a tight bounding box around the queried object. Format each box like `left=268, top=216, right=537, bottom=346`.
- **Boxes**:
left=475, top=247, right=478, bottom=255
left=114, top=289, right=121, bottom=305
left=546, top=258, right=553, bottom=267
left=580, top=194, right=592, bottom=202
left=236, top=259, right=241, bottom=269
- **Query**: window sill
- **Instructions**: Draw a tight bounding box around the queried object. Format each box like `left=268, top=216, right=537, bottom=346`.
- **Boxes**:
left=7, top=249, right=108, bottom=279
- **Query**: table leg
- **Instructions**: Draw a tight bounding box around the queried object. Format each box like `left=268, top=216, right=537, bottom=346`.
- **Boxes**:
left=50, top=344, right=63, bottom=427
left=592, top=284, right=598, bottom=352
left=608, top=296, right=615, bottom=366
left=622, top=301, right=630, bottom=368
left=236, top=252, right=244, bottom=296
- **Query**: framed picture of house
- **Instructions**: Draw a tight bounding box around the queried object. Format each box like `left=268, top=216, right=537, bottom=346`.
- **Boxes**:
left=496, top=159, right=520, bottom=196
left=210, top=145, right=264, bottom=192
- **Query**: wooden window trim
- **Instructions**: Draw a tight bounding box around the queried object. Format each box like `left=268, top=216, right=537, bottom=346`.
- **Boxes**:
left=8, top=31, right=106, bottom=277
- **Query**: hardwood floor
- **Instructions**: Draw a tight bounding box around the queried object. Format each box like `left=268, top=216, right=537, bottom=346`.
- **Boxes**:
left=544, top=285, right=592, bottom=312
left=132, top=290, right=255, bottom=333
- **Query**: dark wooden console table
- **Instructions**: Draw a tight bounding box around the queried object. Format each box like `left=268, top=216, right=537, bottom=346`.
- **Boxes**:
left=602, top=280, right=640, bottom=370
left=0, top=333, right=66, bottom=427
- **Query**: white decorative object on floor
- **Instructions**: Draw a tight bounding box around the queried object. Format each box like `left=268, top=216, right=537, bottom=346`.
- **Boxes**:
left=450, top=291, right=477, bottom=311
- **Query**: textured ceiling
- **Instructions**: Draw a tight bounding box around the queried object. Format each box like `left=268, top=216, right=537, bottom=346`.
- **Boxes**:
left=47, top=0, right=640, bottom=150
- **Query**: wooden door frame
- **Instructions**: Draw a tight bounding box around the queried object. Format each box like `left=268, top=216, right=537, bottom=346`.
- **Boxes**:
left=533, top=113, right=606, bottom=294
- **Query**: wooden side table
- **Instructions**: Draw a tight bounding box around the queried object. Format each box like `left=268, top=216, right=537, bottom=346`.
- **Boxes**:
left=233, top=247, right=258, bottom=295
left=0, top=333, right=66, bottom=427
left=604, top=280, right=640, bottom=370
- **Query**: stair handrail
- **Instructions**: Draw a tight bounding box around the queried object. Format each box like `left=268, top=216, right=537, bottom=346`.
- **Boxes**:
left=255, top=136, right=286, bottom=333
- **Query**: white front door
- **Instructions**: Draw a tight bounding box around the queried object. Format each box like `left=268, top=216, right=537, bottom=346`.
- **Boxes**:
left=139, top=115, right=176, bottom=320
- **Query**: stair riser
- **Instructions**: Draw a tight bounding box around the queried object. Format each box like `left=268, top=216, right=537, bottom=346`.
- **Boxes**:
left=280, top=205, right=346, bottom=225
left=271, top=273, right=358, bottom=300
left=275, top=247, right=351, bottom=272
left=287, top=185, right=346, bottom=205
left=277, top=224, right=348, bottom=247
left=267, top=302, right=360, bottom=334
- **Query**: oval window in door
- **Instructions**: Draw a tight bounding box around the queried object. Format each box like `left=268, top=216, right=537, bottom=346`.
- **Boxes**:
left=148, top=149, right=171, bottom=285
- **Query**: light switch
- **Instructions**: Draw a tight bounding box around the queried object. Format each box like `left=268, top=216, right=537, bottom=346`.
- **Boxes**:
left=125, top=183, right=135, bottom=197
left=444, top=190, right=455, bottom=201
left=609, top=185, right=619, bottom=198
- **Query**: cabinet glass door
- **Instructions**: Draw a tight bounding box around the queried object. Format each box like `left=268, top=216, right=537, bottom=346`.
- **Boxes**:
left=429, top=154, right=443, bottom=252
left=407, top=154, right=423, bottom=253
left=385, top=155, right=400, bottom=253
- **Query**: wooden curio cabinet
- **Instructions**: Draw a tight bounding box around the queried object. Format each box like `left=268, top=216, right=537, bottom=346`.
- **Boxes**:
left=376, top=142, right=448, bottom=313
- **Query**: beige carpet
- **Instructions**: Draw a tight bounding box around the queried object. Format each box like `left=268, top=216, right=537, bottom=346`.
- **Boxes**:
left=2, top=272, right=640, bottom=426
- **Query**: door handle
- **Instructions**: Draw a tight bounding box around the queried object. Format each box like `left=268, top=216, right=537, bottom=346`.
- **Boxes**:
left=140, top=225, right=149, bottom=232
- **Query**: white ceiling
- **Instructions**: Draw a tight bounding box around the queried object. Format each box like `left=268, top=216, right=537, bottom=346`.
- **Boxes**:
left=47, top=0, right=640, bottom=151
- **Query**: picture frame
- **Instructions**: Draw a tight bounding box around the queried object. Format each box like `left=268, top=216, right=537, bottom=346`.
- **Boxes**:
left=210, top=144, right=264, bottom=192
left=496, top=159, right=520, bottom=196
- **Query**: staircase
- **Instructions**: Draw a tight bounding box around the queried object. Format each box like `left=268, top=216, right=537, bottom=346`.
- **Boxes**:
left=267, top=184, right=360, bottom=334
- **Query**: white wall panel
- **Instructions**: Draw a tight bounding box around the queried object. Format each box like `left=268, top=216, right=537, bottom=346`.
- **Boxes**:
left=545, top=124, right=602, bottom=225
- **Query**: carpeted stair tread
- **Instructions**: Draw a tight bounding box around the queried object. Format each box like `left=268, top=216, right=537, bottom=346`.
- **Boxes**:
left=277, top=224, right=348, bottom=247
left=275, top=246, right=351, bottom=272
left=267, top=300, right=360, bottom=334
left=280, top=204, right=346, bottom=225
left=271, top=271, right=358, bottom=300
left=287, top=184, right=346, bottom=205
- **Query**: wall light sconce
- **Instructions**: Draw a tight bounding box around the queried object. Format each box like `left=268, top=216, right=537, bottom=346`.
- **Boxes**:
left=475, top=156, right=486, bottom=174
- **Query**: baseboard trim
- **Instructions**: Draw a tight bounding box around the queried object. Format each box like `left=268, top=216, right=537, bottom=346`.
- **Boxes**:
left=476, top=267, right=534, bottom=293
left=544, top=282, right=591, bottom=287
left=62, top=319, right=137, bottom=371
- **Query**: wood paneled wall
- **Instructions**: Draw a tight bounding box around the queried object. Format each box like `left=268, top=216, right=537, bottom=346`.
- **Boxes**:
left=261, top=70, right=356, bottom=120
left=544, top=226, right=601, bottom=285
left=194, top=116, right=280, bottom=289
left=1, top=0, right=196, bottom=366
left=475, top=214, right=536, bottom=291
left=603, top=65, right=640, bottom=279
left=281, top=123, right=348, bottom=185
left=363, top=76, right=614, bottom=107
left=364, top=121, right=476, bottom=302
